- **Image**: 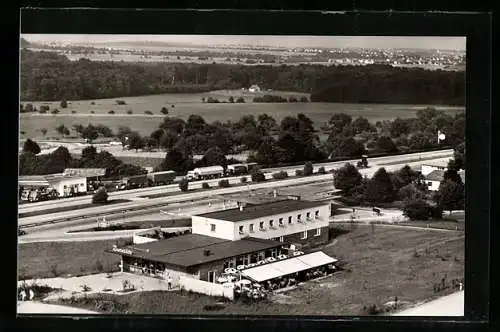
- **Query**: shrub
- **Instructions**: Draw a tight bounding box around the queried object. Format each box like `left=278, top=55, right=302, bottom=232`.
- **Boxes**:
left=251, top=170, right=266, bottom=182
left=108, top=110, right=115, bottom=114
left=92, top=188, right=108, bottom=204
left=179, top=179, right=189, bottom=192
left=115, top=100, right=127, bottom=105
left=430, top=205, right=444, bottom=219
left=95, top=259, right=104, bottom=273
left=317, top=166, right=326, bottom=174
left=402, top=199, right=431, bottom=220
left=40, top=105, right=50, bottom=111
left=144, top=110, right=153, bottom=115
left=60, top=100, right=68, bottom=108
left=71, top=110, right=77, bottom=114
left=160, top=107, right=169, bottom=115
left=240, top=176, right=248, bottom=183
left=202, top=182, right=210, bottom=189
left=303, top=161, right=314, bottom=176
left=126, top=110, right=133, bottom=114
left=236, top=97, right=245, bottom=103
left=300, top=96, right=309, bottom=102
left=272, top=171, right=288, bottom=180
left=38, top=109, right=47, bottom=114
left=90, top=101, right=95, bottom=105
left=50, top=264, right=59, bottom=277
left=90, top=110, right=95, bottom=114
left=218, top=179, right=230, bottom=188
left=295, top=169, right=304, bottom=176
left=51, top=109, right=60, bottom=114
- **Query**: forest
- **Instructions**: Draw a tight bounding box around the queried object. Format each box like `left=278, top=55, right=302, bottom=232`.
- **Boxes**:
left=20, top=49, right=465, bottom=105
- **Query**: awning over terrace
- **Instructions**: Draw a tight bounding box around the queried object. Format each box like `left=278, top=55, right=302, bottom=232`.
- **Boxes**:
left=241, top=251, right=338, bottom=283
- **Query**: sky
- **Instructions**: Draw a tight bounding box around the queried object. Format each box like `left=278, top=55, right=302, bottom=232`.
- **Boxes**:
left=21, top=34, right=466, bottom=51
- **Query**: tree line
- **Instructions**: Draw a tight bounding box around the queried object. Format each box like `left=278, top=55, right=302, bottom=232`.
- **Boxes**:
left=21, top=49, right=464, bottom=105
left=20, top=140, right=146, bottom=178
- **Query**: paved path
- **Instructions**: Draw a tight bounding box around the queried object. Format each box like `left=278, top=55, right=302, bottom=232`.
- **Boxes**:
left=17, top=301, right=99, bottom=314
left=392, top=291, right=464, bottom=316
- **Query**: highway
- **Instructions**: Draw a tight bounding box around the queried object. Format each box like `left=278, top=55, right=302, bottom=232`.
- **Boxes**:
left=18, top=149, right=453, bottom=215
left=18, top=156, right=452, bottom=232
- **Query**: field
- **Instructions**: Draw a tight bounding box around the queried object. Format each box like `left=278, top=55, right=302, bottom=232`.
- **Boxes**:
left=20, top=91, right=464, bottom=139
left=17, top=239, right=128, bottom=280
left=46, top=224, right=464, bottom=315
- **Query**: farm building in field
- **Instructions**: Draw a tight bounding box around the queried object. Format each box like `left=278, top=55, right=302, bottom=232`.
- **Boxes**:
left=248, top=84, right=261, bottom=93
left=424, top=169, right=465, bottom=191
left=107, top=199, right=337, bottom=288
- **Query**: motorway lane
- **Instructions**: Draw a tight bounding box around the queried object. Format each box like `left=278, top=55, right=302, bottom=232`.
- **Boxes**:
left=18, top=149, right=453, bottom=213
left=19, top=156, right=451, bottom=227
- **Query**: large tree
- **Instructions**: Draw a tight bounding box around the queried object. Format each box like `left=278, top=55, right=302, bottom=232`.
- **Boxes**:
left=127, top=132, right=144, bottom=152
left=328, top=113, right=352, bottom=134
left=376, top=136, right=398, bottom=153
left=200, top=147, right=227, bottom=168
left=159, top=149, right=192, bottom=173
left=433, top=179, right=465, bottom=214
left=327, top=135, right=365, bottom=158
left=365, top=167, right=396, bottom=203
left=22, top=138, right=41, bottom=155
left=333, top=163, right=363, bottom=195
left=352, top=116, right=375, bottom=134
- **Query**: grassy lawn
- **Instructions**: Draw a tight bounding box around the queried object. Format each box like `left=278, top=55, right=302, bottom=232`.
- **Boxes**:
left=114, top=156, right=164, bottom=169
left=18, top=199, right=131, bottom=218
left=18, top=239, right=129, bottom=280
left=48, top=225, right=464, bottom=315
left=67, top=218, right=192, bottom=233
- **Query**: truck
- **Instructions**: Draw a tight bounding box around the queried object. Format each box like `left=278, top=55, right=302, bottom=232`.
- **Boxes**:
left=116, top=174, right=148, bottom=190
left=186, top=166, right=224, bottom=181
left=357, top=155, right=369, bottom=169
left=226, top=164, right=248, bottom=176
left=147, top=170, right=176, bottom=186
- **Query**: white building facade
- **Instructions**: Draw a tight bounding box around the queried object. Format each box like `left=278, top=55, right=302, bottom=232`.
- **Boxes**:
left=191, top=200, right=330, bottom=248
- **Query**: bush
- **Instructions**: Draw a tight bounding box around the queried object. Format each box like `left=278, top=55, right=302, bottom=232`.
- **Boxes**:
left=403, top=199, right=431, bottom=220
left=218, top=179, right=230, bottom=188
left=272, top=171, right=288, bottom=180
left=92, top=188, right=109, bottom=204
left=126, top=110, right=133, bottom=114
left=300, top=96, right=309, bottom=102
left=317, top=166, right=326, bottom=174
left=179, top=179, right=189, bottom=192
left=38, top=109, right=47, bottom=114
left=71, top=110, right=77, bottom=114
left=80, top=284, right=91, bottom=292
left=430, top=205, right=444, bottom=219
left=303, top=161, right=314, bottom=176
left=115, top=100, right=127, bottom=105
left=295, top=169, right=304, bottom=176
left=251, top=170, right=266, bottom=182
left=108, top=110, right=115, bottom=114
left=236, top=97, right=245, bottom=103
left=95, top=259, right=104, bottom=273
left=240, top=176, right=248, bottom=183
left=90, top=101, right=95, bottom=105
left=51, top=109, right=60, bottom=114
left=90, top=110, right=95, bottom=114
left=160, top=107, right=169, bottom=115
left=144, top=110, right=153, bottom=115
left=40, top=105, right=50, bottom=111
left=60, top=100, right=68, bottom=108
left=202, top=182, right=210, bottom=189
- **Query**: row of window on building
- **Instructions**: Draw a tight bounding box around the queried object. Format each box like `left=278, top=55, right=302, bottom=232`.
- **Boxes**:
left=210, top=210, right=321, bottom=234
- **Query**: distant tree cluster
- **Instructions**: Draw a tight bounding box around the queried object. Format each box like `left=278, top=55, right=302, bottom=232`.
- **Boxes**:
left=19, top=142, right=146, bottom=178
left=20, top=49, right=464, bottom=105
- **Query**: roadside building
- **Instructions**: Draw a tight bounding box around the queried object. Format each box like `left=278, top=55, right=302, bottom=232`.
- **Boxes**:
left=420, top=160, right=450, bottom=176
left=63, top=168, right=106, bottom=192
left=107, top=234, right=283, bottom=284
left=107, top=199, right=337, bottom=288
left=43, top=173, right=87, bottom=197
left=425, top=169, right=465, bottom=191
left=191, top=199, right=330, bottom=248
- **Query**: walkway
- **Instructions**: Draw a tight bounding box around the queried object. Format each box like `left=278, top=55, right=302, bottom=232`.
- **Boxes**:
left=392, top=291, right=464, bottom=316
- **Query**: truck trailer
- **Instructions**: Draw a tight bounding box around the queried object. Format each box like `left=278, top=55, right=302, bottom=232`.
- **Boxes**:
left=147, top=170, right=176, bottom=186
left=226, top=164, right=248, bottom=176
left=116, top=174, right=148, bottom=190
left=186, top=166, right=224, bottom=181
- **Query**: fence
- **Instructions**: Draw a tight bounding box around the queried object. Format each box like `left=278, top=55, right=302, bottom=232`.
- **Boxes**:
left=179, top=276, right=234, bottom=300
